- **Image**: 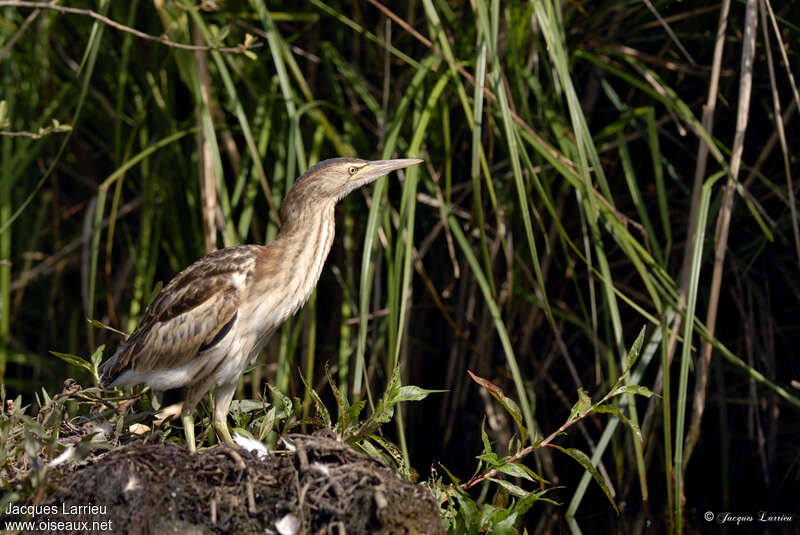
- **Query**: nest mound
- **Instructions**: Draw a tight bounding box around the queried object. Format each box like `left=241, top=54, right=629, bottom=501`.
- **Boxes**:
left=19, top=433, right=444, bottom=534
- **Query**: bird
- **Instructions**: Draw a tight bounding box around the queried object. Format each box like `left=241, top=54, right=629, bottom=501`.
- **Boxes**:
left=99, top=157, right=423, bottom=451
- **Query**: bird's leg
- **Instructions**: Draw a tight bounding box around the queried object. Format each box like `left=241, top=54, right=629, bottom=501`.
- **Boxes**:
left=182, top=412, right=197, bottom=453
left=181, top=374, right=217, bottom=451
left=213, top=382, right=237, bottom=445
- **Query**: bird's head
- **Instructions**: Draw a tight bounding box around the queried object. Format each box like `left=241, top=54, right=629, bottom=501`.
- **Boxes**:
left=281, top=157, right=423, bottom=221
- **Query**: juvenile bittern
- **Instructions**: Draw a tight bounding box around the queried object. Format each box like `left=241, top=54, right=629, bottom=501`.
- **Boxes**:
left=99, top=157, right=422, bottom=450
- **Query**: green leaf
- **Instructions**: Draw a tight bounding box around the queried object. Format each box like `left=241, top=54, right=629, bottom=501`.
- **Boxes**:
left=610, top=384, right=656, bottom=399
left=268, top=384, right=293, bottom=419
left=492, top=510, right=520, bottom=533
left=550, top=444, right=619, bottom=514
left=396, top=384, right=445, bottom=402
left=438, top=462, right=462, bottom=486
left=345, top=400, right=365, bottom=431
left=87, top=318, right=128, bottom=337
left=229, top=399, right=265, bottom=425
left=257, top=406, right=277, bottom=441
left=300, top=374, right=330, bottom=427
left=479, top=420, right=496, bottom=464
left=476, top=451, right=500, bottom=466
left=367, top=434, right=406, bottom=471
left=496, top=461, right=535, bottom=482
left=625, top=326, right=647, bottom=373
left=49, top=350, right=94, bottom=374
left=511, top=487, right=562, bottom=516
left=487, top=477, right=527, bottom=498
left=568, top=388, right=592, bottom=421
left=593, top=405, right=643, bottom=443
left=89, top=344, right=105, bottom=376
left=327, top=372, right=350, bottom=429
left=467, top=371, right=527, bottom=442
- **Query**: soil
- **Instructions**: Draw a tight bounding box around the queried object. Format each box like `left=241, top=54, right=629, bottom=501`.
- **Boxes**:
left=10, top=432, right=444, bottom=534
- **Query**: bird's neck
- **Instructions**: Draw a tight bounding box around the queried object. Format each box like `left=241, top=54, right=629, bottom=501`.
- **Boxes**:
left=275, top=200, right=336, bottom=251
left=269, top=200, right=337, bottom=300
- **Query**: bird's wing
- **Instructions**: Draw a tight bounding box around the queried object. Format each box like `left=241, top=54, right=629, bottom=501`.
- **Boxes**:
left=100, top=247, right=258, bottom=383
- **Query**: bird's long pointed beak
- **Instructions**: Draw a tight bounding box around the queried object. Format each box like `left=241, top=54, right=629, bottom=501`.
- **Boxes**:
left=360, top=158, right=423, bottom=183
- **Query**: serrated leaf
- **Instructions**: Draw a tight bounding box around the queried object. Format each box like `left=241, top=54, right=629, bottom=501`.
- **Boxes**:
left=385, top=365, right=402, bottom=401
left=300, top=374, right=330, bottom=427
left=326, top=371, right=350, bottom=429
left=309, top=389, right=331, bottom=427
left=550, top=445, right=619, bottom=514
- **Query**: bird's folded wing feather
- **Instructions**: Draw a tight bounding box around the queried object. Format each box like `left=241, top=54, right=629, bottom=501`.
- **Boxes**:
left=100, top=271, right=241, bottom=382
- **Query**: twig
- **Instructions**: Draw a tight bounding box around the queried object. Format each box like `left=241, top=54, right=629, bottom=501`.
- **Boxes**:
left=246, top=479, right=256, bottom=514
left=0, top=1, right=261, bottom=54
left=460, top=377, right=623, bottom=492
left=0, top=127, right=70, bottom=138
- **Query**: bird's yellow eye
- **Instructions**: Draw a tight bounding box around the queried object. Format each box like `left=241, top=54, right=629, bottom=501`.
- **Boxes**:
left=348, top=166, right=357, bottom=176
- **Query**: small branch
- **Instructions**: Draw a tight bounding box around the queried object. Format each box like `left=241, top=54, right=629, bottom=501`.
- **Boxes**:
left=0, top=0, right=262, bottom=54
left=459, top=381, right=624, bottom=492
left=0, top=125, right=71, bottom=139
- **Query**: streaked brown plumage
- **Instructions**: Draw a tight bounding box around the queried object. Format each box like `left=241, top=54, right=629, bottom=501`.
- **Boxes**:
left=99, top=157, right=422, bottom=450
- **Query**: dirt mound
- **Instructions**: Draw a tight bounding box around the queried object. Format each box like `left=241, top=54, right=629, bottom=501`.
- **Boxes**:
left=14, top=433, right=444, bottom=534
